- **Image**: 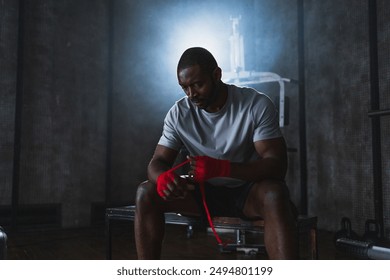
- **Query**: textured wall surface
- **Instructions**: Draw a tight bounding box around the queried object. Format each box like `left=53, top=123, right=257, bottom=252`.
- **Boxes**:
left=0, top=0, right=18, bottom=207
left=377, top=0, right=390, bottom=238
left=305, top=0, right=373, bottom=233
left=0, top=0, right=109, bottom=227
left=304, top=0, right=390, bottom=237
left=21, top=0, right=109, bottom=227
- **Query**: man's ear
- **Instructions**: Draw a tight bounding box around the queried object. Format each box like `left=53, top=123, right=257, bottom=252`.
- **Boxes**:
left=212, top=67, right=222, bottom=81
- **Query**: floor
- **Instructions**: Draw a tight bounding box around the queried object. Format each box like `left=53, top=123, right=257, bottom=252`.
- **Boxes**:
left=4, top=221, right=346, bottom=260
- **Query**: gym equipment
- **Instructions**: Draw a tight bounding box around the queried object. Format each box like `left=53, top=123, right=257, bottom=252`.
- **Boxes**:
left=334, top=217, right=360, bottom=242
left=334, top=217, right=390, bottom=259
left=0, top=226, right=7, bottom=259
left=336, top=237, right=390, bottom=260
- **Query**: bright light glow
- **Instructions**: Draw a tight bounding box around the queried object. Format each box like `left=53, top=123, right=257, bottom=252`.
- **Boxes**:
left=164, top=14, right=231, bottom=77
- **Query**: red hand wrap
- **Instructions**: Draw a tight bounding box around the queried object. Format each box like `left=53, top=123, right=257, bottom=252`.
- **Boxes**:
left=156, top=158, right=227, bottom=245
left=193, top=156, right=231, bottom=182
left=156, top=171, right=175, bottom=198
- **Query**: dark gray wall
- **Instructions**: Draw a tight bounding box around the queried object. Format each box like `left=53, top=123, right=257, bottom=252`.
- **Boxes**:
left=21, top=0, right=109, bottom=227
left=305, top=0, right=373, bottom=232
left=304, top=0, right=390, bottom=236
left=0, top=0, right=18, bottom=209
left=1, top=0, right=389, bottom=238
left=378, top=0, right=390, bottom=238
left=0, top=0, right=109, bottom=227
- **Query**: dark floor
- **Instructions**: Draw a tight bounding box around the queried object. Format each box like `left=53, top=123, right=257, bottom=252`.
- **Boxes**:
left=4, top=221, right=346, bottom=260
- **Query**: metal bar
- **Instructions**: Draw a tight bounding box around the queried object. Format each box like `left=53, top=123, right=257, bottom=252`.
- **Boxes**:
left=369, top=245, right=390, bottom=260
left=368, top=0, right=384, bottom=239
left=368, top=108, right=390, bottom=117
left=336, top=238, right=390, bottom=260
left=297, top=0, right=308, bottom=215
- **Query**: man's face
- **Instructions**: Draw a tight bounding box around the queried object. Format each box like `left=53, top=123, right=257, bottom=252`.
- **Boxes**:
left=177, top=64, right=218, bottom=110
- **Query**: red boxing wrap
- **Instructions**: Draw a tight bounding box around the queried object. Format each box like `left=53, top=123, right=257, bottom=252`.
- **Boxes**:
left=193, top=156, right=231, bottom=182
left=156, top=171, right=175, bottom=198
left=155, top=158, right=228, bottom=245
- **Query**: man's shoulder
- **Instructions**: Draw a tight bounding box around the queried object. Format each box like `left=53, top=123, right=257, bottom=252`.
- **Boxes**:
left=175, top=96, right=189, bottom=107
left=229, top=84, right=271, bottom=104
left=165, top=97, right=191, bottom=119
left=167, top=97, right=188, bottom=111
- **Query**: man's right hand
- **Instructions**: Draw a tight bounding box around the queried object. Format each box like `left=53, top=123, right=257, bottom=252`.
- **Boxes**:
left=157, top=172, right=193, bottom=200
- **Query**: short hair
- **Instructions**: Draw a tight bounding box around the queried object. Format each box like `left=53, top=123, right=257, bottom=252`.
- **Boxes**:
left=177, top=47, right=218, bottom=74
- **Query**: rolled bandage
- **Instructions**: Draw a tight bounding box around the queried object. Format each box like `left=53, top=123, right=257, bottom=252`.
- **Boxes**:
left=193, top=156, right=231, bottom=182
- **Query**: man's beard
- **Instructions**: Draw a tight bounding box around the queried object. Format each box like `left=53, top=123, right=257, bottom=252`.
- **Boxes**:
left=200, top=80, right=219, bottom=109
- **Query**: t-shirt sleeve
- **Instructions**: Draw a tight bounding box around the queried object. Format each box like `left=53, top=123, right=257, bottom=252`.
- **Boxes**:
left=157, top=105, right=183, bottom=151
left=252, top=94, right=282, bottom=142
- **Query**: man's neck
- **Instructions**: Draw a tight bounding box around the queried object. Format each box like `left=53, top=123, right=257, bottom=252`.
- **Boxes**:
left=205, top=83, right=228, bottom=113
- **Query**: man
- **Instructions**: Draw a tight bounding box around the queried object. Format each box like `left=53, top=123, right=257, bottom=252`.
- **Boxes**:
left=134, top=47, right=298, bottom=259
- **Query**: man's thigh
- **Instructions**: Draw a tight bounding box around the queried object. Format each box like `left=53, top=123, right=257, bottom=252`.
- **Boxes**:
left=242, top=179, right=290, bottom=219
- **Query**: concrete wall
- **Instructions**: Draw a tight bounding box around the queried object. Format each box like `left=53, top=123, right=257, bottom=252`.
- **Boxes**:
left=304, top=0, right=373, bottom=233
left=378, top=0, right=390, bottom=238
left=0, top=0, right=109, bottom=227
left=304, top=0, right=390, bottom=236
left=0, top=0, right=18, bottom=209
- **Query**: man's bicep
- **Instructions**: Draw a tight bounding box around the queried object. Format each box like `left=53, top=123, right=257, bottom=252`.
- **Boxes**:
left=254, top=137, right=287, bottom=160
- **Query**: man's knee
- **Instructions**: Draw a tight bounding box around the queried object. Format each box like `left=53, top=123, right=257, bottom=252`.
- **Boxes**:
left=135, top=180, right=159, bottom=207
left=256, top=179, right=290, bottom=206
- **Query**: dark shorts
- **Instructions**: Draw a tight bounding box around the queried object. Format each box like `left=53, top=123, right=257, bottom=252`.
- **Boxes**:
left=192, top=182, right=255, bottom=221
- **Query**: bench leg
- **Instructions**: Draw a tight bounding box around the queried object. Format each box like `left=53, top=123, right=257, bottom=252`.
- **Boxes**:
left=186, top=225, right=194, bottom=238
left=310, top=227, right=318, bottom=259
left=236, top=229, right=246, bottom=245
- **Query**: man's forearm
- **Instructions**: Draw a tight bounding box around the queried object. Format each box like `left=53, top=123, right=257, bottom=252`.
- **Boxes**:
left=147, top=159, right=172, bottom=184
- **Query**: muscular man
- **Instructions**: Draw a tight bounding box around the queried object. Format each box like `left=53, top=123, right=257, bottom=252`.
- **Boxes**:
left=134, top=47, right=298, bottom=259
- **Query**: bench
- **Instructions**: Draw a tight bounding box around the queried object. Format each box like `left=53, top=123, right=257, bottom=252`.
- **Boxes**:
left=105, top=205, right=318, bottom=259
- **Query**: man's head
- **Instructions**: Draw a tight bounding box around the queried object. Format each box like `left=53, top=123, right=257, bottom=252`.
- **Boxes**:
left=177, top=47, right=218, bottom=75
left=177, top=47, right=225, bottom=112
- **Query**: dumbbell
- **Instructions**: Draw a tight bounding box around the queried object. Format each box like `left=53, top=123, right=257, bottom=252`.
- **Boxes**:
left=334, top=217, right=360, bottom=243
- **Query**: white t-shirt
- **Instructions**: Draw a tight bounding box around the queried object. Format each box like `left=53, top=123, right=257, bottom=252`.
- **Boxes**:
left=158, top=84, right=282, bottom=187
